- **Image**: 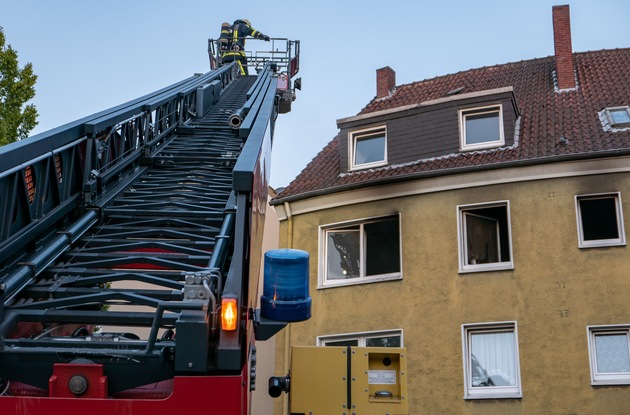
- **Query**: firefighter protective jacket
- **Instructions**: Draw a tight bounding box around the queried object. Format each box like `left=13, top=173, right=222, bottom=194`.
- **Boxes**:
left=221, top=20, right=266, bottom=57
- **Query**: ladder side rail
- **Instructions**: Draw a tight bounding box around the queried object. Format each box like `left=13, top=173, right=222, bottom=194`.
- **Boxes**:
left=0, top=139, right=89, bottom=265
left=228, top=68, right=272, bottom=128
left=84, top=62, right=239, bottom=165
left=0, top=209, right=99, bottom=303
left=217, top=65, right=278, bottom=371
left=0, top=66, right=239, bottom=271
left=237, top=69, right=276, bottom=139
left=0, top=71, right=211, bottom=172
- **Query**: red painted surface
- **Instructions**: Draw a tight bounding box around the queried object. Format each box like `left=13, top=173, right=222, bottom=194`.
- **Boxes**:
left=49, top=363, right=108, bottom=398
left=0, top=372, right=248, bottom=415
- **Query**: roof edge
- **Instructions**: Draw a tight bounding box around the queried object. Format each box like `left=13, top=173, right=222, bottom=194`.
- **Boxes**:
left=336, top=87, right=514, bottom=127
left=271, top=148, right=630, bottom=206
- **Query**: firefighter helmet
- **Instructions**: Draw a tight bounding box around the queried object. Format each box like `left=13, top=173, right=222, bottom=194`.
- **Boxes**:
left=241, top=19, right=251, bottom=27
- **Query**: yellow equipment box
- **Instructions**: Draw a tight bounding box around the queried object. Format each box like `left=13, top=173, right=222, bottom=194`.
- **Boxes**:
left=289, top=346, right=408, bottom=415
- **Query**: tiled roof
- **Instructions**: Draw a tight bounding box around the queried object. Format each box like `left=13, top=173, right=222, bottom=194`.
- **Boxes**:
left=273, top=48, right=630, bottom=203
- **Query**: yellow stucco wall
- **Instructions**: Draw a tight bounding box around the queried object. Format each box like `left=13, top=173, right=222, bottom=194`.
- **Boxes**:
left=251, top=193, right=280, bottom=415
left=273, top=171, right=630, bottom=414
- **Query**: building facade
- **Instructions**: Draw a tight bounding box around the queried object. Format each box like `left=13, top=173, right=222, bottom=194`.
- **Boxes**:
left=270, top=5, right=630, bottom=414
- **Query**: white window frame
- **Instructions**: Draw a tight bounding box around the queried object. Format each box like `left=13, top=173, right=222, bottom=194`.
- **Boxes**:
left=457, top=201, right=514, bottom=273
left=462, top=321, right=522, bottom=399
left=348, top=126, right=387, bottom=170
left=575, top=192, right=626, bottom=248
left=604, top=106, right=630, bottom=129
left=459, top=105, right=505, bottom=151
left=318, top=329, right=403, bottom=347
left=587, top=325, right=630, bottom=385
left=318, top=214, right=402, bottom=288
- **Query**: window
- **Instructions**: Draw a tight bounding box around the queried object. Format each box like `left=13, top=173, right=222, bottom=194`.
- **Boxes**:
left=462, top=322, right=521, bottom=399
left=349, top=127, right=387, bottom=170
left=588, top=326, right=630, bottom=385
left=457, top=201, right=513, bottom=273
left=575, top=193, right=626, bottom=248
left=459, top=105, right=505, bottom=150
left=605, top=107, right=630, bottom=129
left=320, top=215, right=401, bottom=287
left=318, top=329, right=403, bottom=347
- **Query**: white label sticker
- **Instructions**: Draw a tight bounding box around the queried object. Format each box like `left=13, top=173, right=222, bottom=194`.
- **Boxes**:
left=367, top=370, right=396, bottom=385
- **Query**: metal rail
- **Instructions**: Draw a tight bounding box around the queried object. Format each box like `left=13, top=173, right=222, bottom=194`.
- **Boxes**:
left=0, top=64, right=239, bottom=271
left=208, top=37, right=299, bottom=76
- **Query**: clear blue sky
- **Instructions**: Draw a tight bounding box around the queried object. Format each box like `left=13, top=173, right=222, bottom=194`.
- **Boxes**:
left=3, top=0, right=629, bottom=188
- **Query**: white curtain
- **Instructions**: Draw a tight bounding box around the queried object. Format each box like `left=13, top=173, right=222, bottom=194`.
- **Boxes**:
left=471, top=331, right=516, bottom=386
left=595, top=334, right=630, bottom=373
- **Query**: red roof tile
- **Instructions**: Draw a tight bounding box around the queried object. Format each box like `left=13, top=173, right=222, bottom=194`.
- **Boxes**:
left=274, top=49, right=630, bottom=203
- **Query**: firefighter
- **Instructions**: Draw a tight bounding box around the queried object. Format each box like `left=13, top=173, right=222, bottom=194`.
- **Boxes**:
left=220, top=19, right=270, bottom=75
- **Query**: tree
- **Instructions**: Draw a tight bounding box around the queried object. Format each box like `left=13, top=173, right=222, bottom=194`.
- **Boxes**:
left=0, top=27, right=38, bottom=146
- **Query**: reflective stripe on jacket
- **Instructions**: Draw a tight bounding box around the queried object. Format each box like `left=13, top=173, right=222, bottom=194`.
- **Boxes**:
left=230, top=21, right=260, bottom=51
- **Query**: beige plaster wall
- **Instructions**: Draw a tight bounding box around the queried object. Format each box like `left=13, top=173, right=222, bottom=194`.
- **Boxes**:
left=251, top=194, right=281, bottom=415
left=274, top=172, right=630, bottom=415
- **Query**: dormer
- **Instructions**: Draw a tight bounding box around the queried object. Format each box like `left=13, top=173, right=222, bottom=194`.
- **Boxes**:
left=337, top=70, right=520, bottom=173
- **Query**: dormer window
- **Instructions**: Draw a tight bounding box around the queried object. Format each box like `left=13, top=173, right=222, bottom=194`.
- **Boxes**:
left=349, top=126, right=387, bottom=170
left=459, top=105, right=505, bottom=151
left=605, top=107, right=630, bottom=128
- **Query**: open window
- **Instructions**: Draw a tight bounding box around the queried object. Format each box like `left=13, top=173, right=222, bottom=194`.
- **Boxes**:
left=575, top=192, right=626, bottom=248
left=458, top=201, right=513, bottom=273
left=320, top=214, right=401, bottom=287
left=349, top=126, right=387, bottom=170
left=318, top=329, right=403, bottom=347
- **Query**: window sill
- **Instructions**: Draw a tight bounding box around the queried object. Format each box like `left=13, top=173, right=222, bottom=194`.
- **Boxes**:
left=459, top=262, right=514, bottom=274
left=464, top=392, right=522, bottom=400
left=348, top=160, right=388, bottom=171
left=591, top=379, right=630, bottom=386
left=318, top=274, right=402, bottom=289
left=459, top=141, right=505, bottom=152
left=579, top=240, right=626, bottom=249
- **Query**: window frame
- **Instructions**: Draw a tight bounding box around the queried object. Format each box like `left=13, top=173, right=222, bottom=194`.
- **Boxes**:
left=587, top=325, right=630, bottom=385
left=461, top=321, right=522, bottom=399
left=604, top=106, right=630, bottom=129
left=318, top=329, right=403, bottom=347
left=459, top=104, right=505, bottom=151
left=319, top=214, right=402, bottom=288
left=348, top=126, right=388, bottom=170
left=457, top=201, right=514, bottom=273
left=575, top=192, right=626, bottom=248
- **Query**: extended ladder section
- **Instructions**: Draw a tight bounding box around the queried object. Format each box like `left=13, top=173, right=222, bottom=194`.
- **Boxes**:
left=0, top=40, right=300, bottom=409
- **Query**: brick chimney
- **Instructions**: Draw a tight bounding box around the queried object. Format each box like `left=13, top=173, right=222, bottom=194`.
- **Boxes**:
left=376, top=66, right=396, bottom=98
left=552, top=5, right=576, bottom=90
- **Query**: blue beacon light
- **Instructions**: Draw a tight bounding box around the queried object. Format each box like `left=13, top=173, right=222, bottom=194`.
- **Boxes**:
left=261, top=249, right=311, bottom=322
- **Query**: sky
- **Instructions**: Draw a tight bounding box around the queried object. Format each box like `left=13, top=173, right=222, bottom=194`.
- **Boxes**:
left=3, top=0, right=630, bottom=189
